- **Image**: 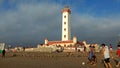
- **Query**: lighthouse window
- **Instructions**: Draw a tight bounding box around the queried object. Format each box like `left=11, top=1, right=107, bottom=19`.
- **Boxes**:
left=64, top=35, right=66, bottom=38
left=64, top=15, right=66, bottom=18
left=64, top=22, right=66, bottom=24
left=64, top=28, right=66, bottom=31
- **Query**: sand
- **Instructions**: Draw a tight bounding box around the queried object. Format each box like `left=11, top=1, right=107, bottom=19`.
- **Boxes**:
left=0, top=52, right=117, bottom=68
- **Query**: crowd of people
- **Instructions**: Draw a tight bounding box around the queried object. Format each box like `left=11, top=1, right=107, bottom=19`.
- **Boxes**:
left=86, top=43, right=120, bottom=68
left=55, top=43, right=120, bottom=68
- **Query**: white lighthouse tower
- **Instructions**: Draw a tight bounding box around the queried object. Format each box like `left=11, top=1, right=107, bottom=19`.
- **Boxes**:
left=62, top=6, right=71, bottom=41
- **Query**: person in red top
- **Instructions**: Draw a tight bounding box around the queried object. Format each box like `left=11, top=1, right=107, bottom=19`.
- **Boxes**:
left=116, top=45, right=120, bottom=67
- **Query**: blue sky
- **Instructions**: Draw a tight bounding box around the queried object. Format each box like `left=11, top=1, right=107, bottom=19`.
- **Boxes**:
left=0, top=0, right=120, bottom=47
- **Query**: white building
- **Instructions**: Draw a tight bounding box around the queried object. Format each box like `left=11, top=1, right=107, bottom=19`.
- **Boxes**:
left=42, top=6, right=101, bottom=52
left=39, top=6, right=99, bottom=52
left=62, top=6, right=71, bottom=41
left=43, top=6, right=78, bottom=47
left=45, top=36, right=77, bottom=47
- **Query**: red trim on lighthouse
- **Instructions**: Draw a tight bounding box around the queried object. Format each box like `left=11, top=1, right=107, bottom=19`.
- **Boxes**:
left=62, top=6, right=71, bottom=14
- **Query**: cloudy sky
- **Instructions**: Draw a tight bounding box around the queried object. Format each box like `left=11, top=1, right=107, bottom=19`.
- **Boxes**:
left=0, top=0, right=120, bottom=47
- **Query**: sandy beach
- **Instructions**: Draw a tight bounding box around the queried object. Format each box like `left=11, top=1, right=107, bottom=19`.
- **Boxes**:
left=0, top=52, right=117, bottom=68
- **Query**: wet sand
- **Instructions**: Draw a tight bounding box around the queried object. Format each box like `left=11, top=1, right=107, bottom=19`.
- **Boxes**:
left=0, top=52, right=117, bottom=68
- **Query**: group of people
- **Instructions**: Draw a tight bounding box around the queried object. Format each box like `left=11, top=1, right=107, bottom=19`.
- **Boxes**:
left=1, top=44, right=120, bottom=68
left=87, top=43, right=120, bottom=68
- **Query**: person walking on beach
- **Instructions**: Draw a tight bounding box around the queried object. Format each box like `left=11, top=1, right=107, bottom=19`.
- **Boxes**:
left=87, top=45, right=96, bottom=66
left=116, top=45, right=120, bottom=67
left=2, top=49, right=6, bottom=58
left=101, top=43, right=112, bottom=68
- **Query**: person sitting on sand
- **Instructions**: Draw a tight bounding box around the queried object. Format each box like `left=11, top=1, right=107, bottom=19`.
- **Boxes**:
left=116, top=45, right=120, bottom=67
left=87, top=45, right=96, bottom=65
left=101, top=43, right=112, bottom=68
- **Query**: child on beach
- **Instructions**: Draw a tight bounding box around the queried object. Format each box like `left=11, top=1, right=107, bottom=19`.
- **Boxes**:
left=87, top=45, right=96, bottom=66
left=116, top=45, right=120, bottom=67
left=101, top=43, right=112, bottom=68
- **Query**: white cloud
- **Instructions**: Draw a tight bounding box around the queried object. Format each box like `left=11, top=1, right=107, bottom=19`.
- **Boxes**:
left=0, top=0, right=120, bottom=46
left=71, top=13, right=120, bottom=44
left=0, top=1, right=62, bottom=45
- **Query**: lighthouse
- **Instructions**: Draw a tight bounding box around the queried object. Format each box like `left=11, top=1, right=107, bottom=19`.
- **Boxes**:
left=43, top=6, right=79, bottom=47
left=62, top=6, right=71, bottom=41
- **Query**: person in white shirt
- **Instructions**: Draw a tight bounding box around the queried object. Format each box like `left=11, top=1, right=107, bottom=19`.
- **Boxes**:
left=101, top=43, right=112, bottom=68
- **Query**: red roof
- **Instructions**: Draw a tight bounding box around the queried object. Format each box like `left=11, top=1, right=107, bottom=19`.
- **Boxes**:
left=62, top=6, right=71, bottom=14
left=48, top=40, right=73, bottom=45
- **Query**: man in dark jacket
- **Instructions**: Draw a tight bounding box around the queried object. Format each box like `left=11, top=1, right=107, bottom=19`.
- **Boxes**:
left=2, top=49, right=6, bottom=58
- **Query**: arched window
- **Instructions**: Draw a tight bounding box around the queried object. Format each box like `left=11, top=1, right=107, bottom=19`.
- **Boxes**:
left=64, top=15, right=66, bottom=18
left=64, top=35, right=66, bottom=38
left=64, top=28, right=66, bottom=31
left=64, top=22, right=66, bottom=25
